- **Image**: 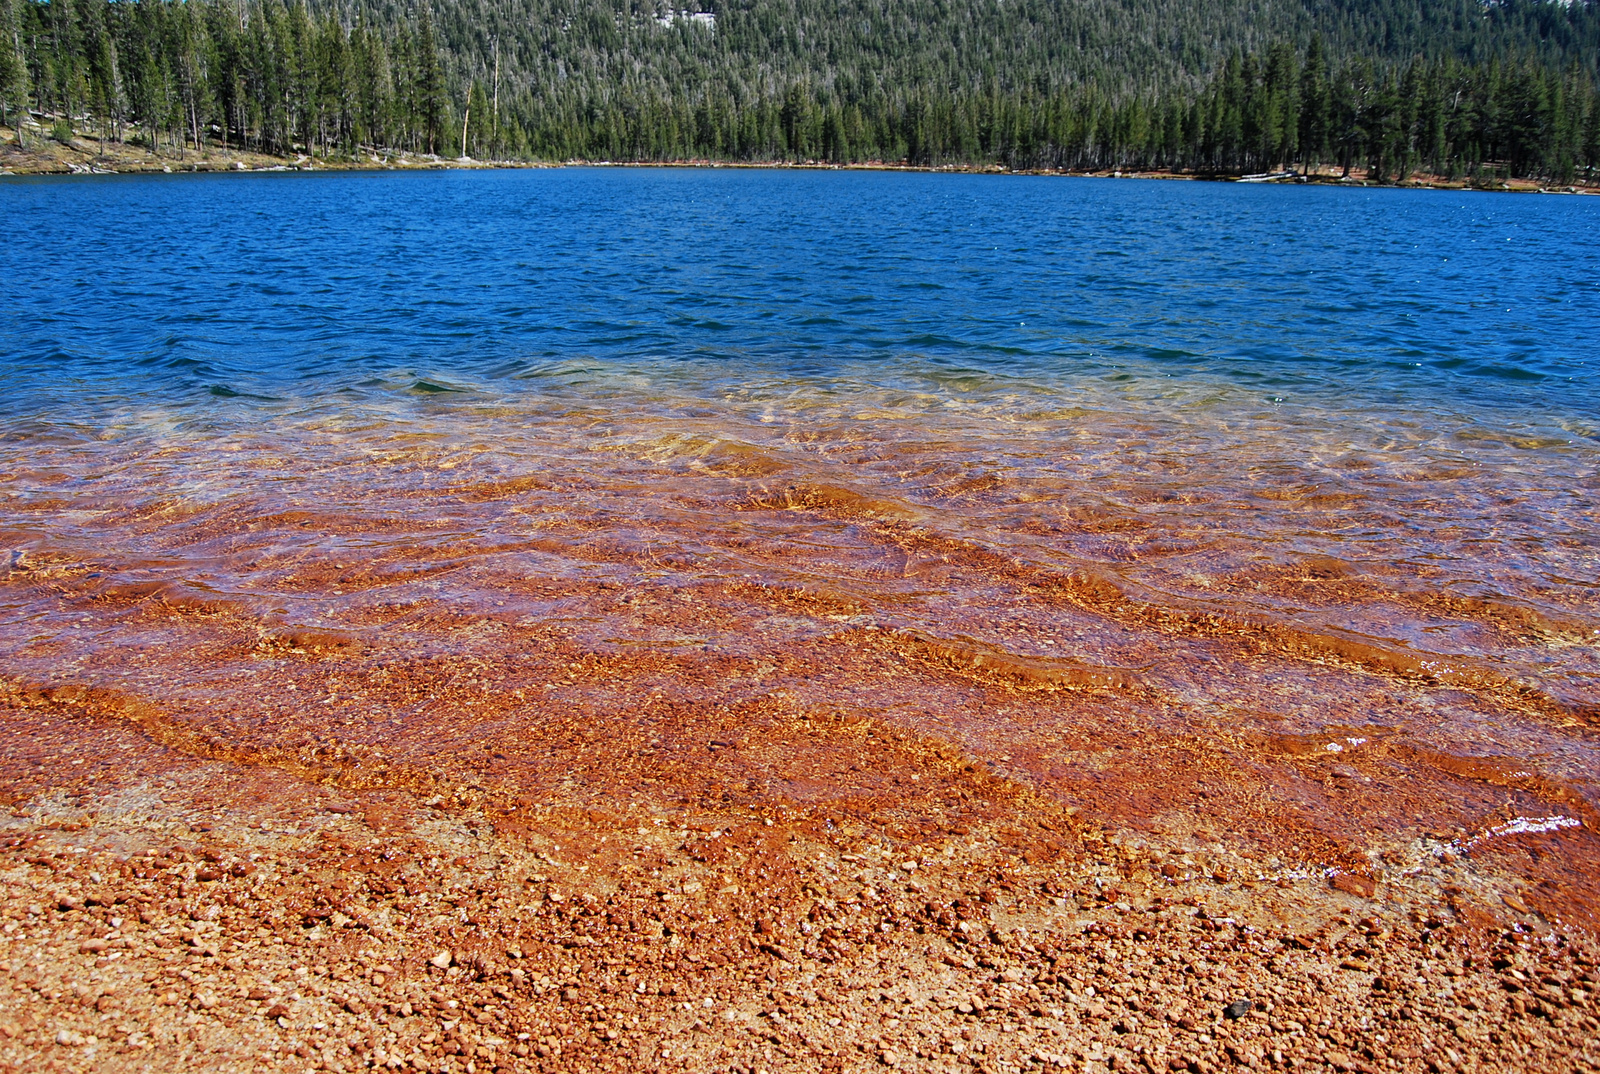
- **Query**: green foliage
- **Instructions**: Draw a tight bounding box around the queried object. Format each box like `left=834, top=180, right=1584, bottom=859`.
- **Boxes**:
left=0, top=0, right=30, bottom=130
left=10, top=0, right=1600, bottom=181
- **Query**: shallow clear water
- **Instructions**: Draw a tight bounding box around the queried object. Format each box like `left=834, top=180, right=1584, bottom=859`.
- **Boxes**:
left=2, top=169, right=1598, bottom=914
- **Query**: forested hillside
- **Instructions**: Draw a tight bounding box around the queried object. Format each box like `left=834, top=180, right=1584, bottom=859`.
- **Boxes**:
left=3, top=0, right=1598, bottom=180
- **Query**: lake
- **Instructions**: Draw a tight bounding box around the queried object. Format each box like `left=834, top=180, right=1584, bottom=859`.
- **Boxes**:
left=2, top=168, right=1597, bottom=920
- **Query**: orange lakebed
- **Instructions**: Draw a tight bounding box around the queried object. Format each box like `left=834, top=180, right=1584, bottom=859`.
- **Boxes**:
left=2, top=387, right=1596, bottom=928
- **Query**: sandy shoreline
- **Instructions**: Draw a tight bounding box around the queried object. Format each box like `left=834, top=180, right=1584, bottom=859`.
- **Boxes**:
left=1, top=125, right=1593, bottom=193
left=2, top=673, right=1597, bottom=1074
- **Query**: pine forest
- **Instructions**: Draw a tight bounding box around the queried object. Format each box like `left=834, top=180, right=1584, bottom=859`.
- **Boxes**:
left=3, top=0, right=1599, bottom=182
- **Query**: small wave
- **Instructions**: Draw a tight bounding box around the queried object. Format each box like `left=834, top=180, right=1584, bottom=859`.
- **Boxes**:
left=207, top=384, right=283, bottom=401
left=1438, top=815, right=1583, bottom=857
left=1460, top=362, right=1547, bottom=383
left=411, top=379, right=468, bottom=394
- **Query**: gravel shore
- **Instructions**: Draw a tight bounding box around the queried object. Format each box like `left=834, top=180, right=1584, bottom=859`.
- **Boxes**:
left=1, top=679, right=1595, bottom=1074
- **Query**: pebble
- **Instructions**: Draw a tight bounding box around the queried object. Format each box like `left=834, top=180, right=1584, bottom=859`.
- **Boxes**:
left=1223, top=999, right=1252, bottom=1019
left=431, top=949, right=454, bottom=969
left=1330, top=873, right=1377, bottom=898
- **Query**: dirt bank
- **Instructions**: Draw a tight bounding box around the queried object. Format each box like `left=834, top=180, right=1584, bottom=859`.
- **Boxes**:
left=2, top=124, right=1592, bottom=192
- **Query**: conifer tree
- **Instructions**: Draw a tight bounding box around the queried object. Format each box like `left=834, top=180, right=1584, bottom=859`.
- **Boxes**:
left=0, top=0, right=30, bottom=138
left=1298, top=35, right=1328, bottom=172
left=414, top=2, right=445, bottom=155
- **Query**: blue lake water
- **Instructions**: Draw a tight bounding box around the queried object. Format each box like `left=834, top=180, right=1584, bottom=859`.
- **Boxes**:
left=3, top=168, right=1597, bottom=423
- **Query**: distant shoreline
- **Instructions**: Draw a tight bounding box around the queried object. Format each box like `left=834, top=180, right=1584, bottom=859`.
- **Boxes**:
left=3, top=125, right=1595, bottom=194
